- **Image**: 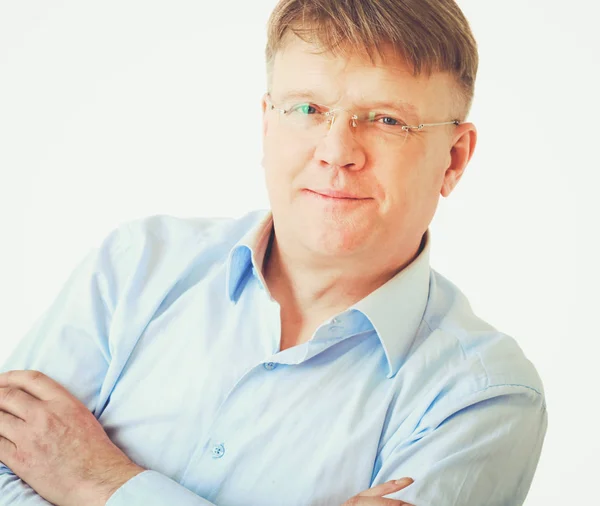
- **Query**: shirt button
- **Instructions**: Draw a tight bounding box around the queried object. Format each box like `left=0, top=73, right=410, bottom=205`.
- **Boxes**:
left=211, top=444, right=225, bottom=459
left=263, top=362, right=277, bottom=370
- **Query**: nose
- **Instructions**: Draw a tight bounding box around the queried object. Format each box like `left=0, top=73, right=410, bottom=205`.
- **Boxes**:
left=313, top=110, right=366, bottom=171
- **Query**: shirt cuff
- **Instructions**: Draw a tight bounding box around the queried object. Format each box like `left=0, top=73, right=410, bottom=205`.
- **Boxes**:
left=106, top=470, right=217, bottom=506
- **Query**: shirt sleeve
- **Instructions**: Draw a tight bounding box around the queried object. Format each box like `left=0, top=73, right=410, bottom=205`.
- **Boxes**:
left=0, top=226, right=220, bottom=506
left=371, top=384, right=548, bottom=506
left=106, top=471, right=217, bottom=506
left=0, top=225, right=132, bottom=504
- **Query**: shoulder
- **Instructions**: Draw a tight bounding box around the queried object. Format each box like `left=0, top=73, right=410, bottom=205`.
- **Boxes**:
left=116, top=209, right=268, bottom=251
left=411, top=268, right=545, bottom=407
left=89, top=209, right=269, bottom=306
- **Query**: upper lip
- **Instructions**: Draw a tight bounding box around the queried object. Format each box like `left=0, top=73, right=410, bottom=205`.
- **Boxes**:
left=309, top=189, right=367, bottom=199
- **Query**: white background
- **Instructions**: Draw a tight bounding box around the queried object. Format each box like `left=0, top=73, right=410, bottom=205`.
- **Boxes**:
left=1, top=1, right=599, bottom=504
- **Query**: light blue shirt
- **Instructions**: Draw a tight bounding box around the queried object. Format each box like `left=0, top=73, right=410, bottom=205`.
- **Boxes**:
left=1, top=210, right=547, bottom=506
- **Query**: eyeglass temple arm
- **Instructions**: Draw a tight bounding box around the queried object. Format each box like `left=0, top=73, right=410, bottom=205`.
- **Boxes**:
left=404, top=120, right=461, bottom=131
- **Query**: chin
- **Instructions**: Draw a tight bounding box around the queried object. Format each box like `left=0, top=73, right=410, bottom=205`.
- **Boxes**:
left=301, top=223, right=370, bottom=257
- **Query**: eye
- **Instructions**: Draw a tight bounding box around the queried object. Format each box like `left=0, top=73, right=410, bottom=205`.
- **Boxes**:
left=290, top=103, right=319, bottom=115
left=367, top=111, right=407, bottom=127
left=379, top=116, right=403, bottom=126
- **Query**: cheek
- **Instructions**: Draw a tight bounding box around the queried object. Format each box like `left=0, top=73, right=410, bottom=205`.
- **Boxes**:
left=263, top=133, right=313, bottom=187
left=376, top=153, right=437, bottom=217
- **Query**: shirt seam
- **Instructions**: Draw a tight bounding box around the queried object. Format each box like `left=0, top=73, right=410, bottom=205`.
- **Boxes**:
left=478, top=382, right=545, bottom=400
left=422, top=318, right=545, bottom=400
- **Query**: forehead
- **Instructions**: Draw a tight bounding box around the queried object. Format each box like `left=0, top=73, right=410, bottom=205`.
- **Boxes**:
left=271, top=35, right=456, bottom=119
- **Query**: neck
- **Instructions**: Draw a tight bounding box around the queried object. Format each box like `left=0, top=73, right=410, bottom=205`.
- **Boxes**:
left=262, top=230, right=426, bottom=334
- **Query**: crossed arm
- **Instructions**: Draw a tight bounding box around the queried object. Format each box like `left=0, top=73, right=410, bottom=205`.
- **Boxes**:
left=0, top=365, right=547, bottom=506
left=0, top=233, right=547, bottom=506
left=0, top=370, right=415, bottom=506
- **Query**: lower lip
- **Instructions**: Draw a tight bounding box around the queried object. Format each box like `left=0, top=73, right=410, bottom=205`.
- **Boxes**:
left=305, top=190, right=369, bottom=203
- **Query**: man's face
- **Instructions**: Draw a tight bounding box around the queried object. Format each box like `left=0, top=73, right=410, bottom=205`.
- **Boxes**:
left=262, top=35, right=470, bottom=262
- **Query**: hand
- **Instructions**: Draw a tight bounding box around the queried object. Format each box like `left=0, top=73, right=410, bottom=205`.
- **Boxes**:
left=0, top=370, right=145, bottom=506
left=342, top=477, right=415, bottom=506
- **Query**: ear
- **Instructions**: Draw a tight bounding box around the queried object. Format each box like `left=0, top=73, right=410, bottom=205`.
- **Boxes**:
left=261, top=93, right=270, bottom=138
left=440, top=122, right=477, bottom=197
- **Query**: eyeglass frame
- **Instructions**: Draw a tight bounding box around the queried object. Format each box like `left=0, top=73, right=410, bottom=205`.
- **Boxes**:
left=264, top=93, right=461, bottom=133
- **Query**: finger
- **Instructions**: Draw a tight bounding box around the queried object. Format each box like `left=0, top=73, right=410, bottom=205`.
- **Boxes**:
left=357, top=478, right=414, bottom=497
left=345, top=497, right=414, bottom=506
left=0, top=370, right=68, bottom=402
left=0, top=434, right=17, bottom=466
left=0, top=409, right=25, bottom=443
left=0, top=386, right=40, bottom=421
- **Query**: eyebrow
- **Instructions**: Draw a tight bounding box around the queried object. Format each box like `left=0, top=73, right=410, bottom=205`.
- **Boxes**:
left=276, top=90, right=322, bottom=103
left=364, top=100, right=421, bottom=120
left=275, top=90, right=421, bottom=120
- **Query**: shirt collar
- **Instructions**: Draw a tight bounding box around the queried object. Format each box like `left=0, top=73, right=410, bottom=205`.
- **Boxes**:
left=351, top=231, right=431, bottom=378
left=226, top=211, right=431, bottom=378
left=226, top=211, right=274, bottom=303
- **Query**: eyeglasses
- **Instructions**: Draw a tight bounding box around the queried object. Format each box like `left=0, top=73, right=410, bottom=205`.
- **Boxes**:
left=265, top=93, right=460, bottom=146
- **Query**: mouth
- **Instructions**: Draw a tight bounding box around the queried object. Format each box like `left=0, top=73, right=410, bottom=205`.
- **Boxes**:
left=306, top=189, right=369, bottom=201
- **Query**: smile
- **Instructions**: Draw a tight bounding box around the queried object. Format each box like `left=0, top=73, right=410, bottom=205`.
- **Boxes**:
left=304, top=189, right=371, bottom=203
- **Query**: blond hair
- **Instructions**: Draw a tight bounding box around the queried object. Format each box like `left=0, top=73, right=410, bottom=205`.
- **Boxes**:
left=266, top=0, right=478, bottom=118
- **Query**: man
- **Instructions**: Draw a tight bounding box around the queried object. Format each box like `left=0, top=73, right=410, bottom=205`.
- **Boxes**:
left=0, top=0, right=547, bottom=505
